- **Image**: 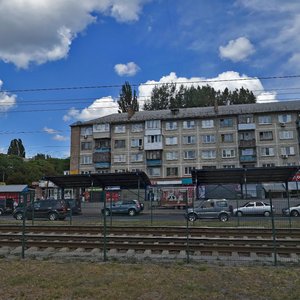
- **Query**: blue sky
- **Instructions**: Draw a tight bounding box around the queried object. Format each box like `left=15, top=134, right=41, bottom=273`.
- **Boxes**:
left=0, top=0, right=300, bottom=158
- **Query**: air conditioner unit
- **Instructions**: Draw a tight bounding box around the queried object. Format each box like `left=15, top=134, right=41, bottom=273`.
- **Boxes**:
left=280, top=122, right=286, bottom=127
left=281, top=154, right=288, bottom=159
left=83, top=135, right=88, bottom=139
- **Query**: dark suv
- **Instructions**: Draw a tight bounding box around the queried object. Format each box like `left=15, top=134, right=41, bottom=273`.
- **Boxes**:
left=13, top=199, right=69, bottom=221
left=185, top=199, right=230, bottom=222
left=102, top=199, right=144, bottom=216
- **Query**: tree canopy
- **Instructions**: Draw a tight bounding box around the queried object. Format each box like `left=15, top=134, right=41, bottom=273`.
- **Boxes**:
left=117, top=82, right=139, bottom=113
left=7, top=139, right=25, bottom=157
left=143, top=84, right=256, bottom=110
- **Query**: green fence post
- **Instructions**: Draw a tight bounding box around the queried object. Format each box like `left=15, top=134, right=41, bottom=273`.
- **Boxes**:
left=102, top=189, right=107, bottom=262
left=269, top=190, right=277, bottom=266
left=21, top=192, right=27, bottom=259
left=185, top=191, right=190, bottom=264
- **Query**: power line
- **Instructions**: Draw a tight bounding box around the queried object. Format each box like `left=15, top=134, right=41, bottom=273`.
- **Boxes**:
left=3, top=74, right=300, bottom=93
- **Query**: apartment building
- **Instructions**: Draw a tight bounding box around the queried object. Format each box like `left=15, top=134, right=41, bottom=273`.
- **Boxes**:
left=70, top=100, right=300, bottom=185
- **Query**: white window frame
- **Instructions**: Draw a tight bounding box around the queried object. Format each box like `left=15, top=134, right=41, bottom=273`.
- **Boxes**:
left=165, top=121, right=177, bottom=131
left=114, top=125, right=126, bottom=133
left=131, top=123, right=143, bottom=132
left=146, top=135, right=162, bottom=143
left=184, top=166, right=193, bottom=175
left=81, top=127, right=93, bottom=136
left=80, top=155, right=92, bottom=165
left=258, top=116, right=272, bottom=124
left=202, top=120, right=214, bottom=128
left=145, top=120, right=160, bottom=129
left=147, top=167, right=161, bottom=177
left=113, top=154, right=126, bottom=163
left=261, top=147, right=275, bottom=156
left=165, top=136, right=178, bottom=145
left=202, top=150, right=216, bottom=159
left=202, top=134, right=215, bottom=144
left=166, top=151, right=178, bottom=160
left=222, top=149, right=235, bottom=158
left=279, top=131, right=294, bottom=140
left=183, top=150, right=196, bottom=159
left=131, top=138, right=143, bottom=148
left=278, top=114, right=292, bottom=123
left=131, top=153, right=143, bottom=162
left=281, top=147, right=295, bottom=156
left=93, top=123, right=109, bottom=132
left=183, top=120, right=195, bottom=129
left=183, top=135, right=196, bottom=145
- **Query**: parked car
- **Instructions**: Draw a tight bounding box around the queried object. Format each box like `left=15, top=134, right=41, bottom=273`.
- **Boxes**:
left=65, top=199, right=82, bottom=215
left=0, top=199, right=14, bottom=216
left=233, top=201, right=273, bottom=217
left=282, top=204, right=300, bottom=217
left=184, top=199, right=230, bottom=222
left=13, top=199, right=70, bottom=221
left=101, top=199, right=143, bottom=216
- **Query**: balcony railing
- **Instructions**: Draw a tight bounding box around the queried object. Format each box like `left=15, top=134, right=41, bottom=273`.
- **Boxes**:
left=94, top=162, right=111, bottom=169
left=238, top=140, right=256, bottom=147
left=146, top=159, right=162, bottom=166
left=239, top=155, right=257, bottom=162
left=238, top=123, right=256, bottom=130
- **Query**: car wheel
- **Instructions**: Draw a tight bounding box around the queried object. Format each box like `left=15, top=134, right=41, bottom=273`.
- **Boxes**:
left=103, top=209, right=110, bottom=216
left=15, top=212, right=23, bottom=220
left=264, top=211, right=270, bottom=217
left=219, top=213, right=229, bottom=222
left=236, top=211, right=243, bottom=217
left=48, top=212, right=58, bottom=221
left=128, top=209, right=136, bottom=216
left=187, top=213, right=197, bottom=222
left=291, top=210, right=299, bottom=217
left=0, top=209, right=3, bottom=216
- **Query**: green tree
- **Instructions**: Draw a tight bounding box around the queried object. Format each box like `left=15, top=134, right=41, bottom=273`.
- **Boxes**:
left=117, top=82, right=139, bottom=113
left=7, top=139, right=25, bottom=157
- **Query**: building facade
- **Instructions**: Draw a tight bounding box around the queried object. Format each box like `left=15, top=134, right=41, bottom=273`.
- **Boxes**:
left=70, top=101, right=300, bottom=185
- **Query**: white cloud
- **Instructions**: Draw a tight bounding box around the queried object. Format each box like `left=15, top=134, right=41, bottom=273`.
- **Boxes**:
left=0, top=80, right=17, bottom=112
left=63, top=96, right=118, bottom=121
left=44, top=126, right=68, bottom=141
left=256, top=92, right=278, bottom=103
left=219, top=37, right=255, bottom=62
left=0, top=0, right=149, bottom=68
left=53, top=134, right=68, bottom=142
left=43, top=127, right=58, bottom=134
left=114, top=62, right=141, bottom=76
left=138, top=71, right=276, bottom=106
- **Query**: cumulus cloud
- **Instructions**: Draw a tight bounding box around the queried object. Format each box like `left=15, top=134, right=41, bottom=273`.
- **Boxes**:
left=0, top=80, right=17, bottom=112
left=63, top=96, right=118, bottom=121
left=219, top=37, right=255, bottom=62
left=114, top=62, right=140, bottom=76
left=0, top=0, right=149, bottom=68
left=44, top=126, right=68, bottom=141
left=138, top=71, right=276, bottom=106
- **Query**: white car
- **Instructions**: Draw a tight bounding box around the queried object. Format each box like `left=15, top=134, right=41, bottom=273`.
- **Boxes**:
left=233, top=201, right=273, bottom=217
left=282, top=204, right=300, bottom=217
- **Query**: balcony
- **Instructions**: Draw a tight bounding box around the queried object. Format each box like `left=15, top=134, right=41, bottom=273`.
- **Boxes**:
left=240, top=155, right=257, bottom=162
left=94, top=147, right=111, bottom=153
left=93, top=152, right=111, bottom=164
left=239, top=140, right=256, bottom=147
left=238, top=123, right=256, bottom=130
left=94, top=162, right=111, bottom=169
left=146, top=159, right=162, bottom=166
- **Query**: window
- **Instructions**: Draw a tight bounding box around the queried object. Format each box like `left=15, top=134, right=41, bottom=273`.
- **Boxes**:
left=146, top=150, right=162, bottom=160
left=262, top=163, right=275, bottom=167
left=202, top=134, right=215, bottom=144
left=239, top=114, right=253, bottom=124
left=93, top=123, right=109, bottom=132
left=147, top=167, right=161, bottom=176
left=183, top=135, right=196, bottom=144
left=183, top=120, right=195, bottom=129
left=261, top=147, right=275, bottom=156
left=113, top=154, right=126, bottom=163
left=95, top=139, right=110, bottom=149
left=183, top=150, right=196, bottom=159
left=165, top=136, right=178, bottom=145
left=166, top=151, right=178, bottom=160
left=202, top=120, right=214, bottom=128
left=281, top=147, right=295, bottom=156
left=240, top=131, right=255, bottom=141
left=184, top=166, right=193, bottom=175
left=81, top=142, right=92, bottom=151
left=131, top=138, right=143, bottom=148
left=220, top=118, right=233, bottom=127
left=146, top=120, right=160, bottom=129
left=222, top=149, right=235, bottom=158
left=131, top=123, right=143, bottom=132
left=131, top=153, right=143, bottom=162
left=165, top=121, right=177, bottom=130
left=114, top=125, right=126, bottom=133
left=241, top=148, right=255, bottom=155
left=81, top=127, right=93, bottom=136
left=258, top=116, right=272, bottom=124
left=259, top=131, right=273, bottom=141
left=221, top=133, right=233, bottom=143
left=114, top=140, right=125, bottom=148
left=278, top=114, right=292, bottom=123
left=202, top=150, right=216, bottom=159
left=166, top=167, right=178, bottom=176
left=223, top=165, right=236, bottom=168
left=279, top=131, right=294, bottom=139
left=146, top=135, right=162, bottom=143
left=80, top=155, right=92, bottom=164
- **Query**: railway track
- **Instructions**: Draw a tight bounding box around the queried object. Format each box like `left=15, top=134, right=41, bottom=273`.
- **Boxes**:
left=1, top=224, right=300, bottom=238
left=0, top=225, right=299, bottom=263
